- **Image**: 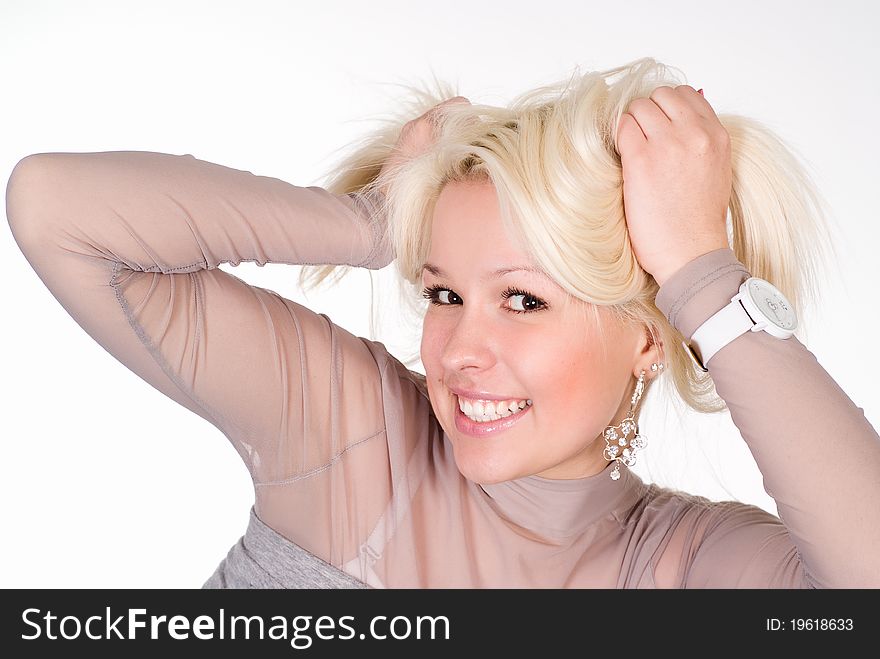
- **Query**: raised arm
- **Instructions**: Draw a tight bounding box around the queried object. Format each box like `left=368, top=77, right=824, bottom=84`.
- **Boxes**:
left=5, top=151, right=393, bottom=489
left=653, top=247, right=880, bottom=588
left=616, top=83, right=880, bottom=588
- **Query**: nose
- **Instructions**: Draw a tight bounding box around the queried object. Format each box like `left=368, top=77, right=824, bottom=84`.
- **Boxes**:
left=438, top=306, right=498, bottom=374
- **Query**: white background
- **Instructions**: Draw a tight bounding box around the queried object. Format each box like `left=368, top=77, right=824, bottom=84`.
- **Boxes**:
left=2, top=0, right=878, bottom=588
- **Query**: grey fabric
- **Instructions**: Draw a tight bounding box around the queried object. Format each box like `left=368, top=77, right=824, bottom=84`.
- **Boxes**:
left=203, top=506, right=369, bottom=589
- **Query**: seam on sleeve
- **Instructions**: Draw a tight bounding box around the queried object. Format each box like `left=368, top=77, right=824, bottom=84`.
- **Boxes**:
left=253, top=428, right=387, bottom=488
left=109, top=260, right=255, bottom=475
left=285, top=289, right=311, bottom=472
left=666, top=262, right=748, bottom=330
left=143, top=261, right=208, bottom=273
left=677, top=501, right=727, bottom=588
left=796, top=549, right=822, bottom=589
left=330, top=310, right=342, bottom=460
left=348, top=190, right=387, bottom=269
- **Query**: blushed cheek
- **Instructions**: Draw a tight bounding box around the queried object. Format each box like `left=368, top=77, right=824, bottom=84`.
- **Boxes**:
left=551, top=344, right=609, bottom=416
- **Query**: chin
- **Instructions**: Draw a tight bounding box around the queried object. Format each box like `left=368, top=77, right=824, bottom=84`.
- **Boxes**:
left=451, top=450, right=526, bottom=485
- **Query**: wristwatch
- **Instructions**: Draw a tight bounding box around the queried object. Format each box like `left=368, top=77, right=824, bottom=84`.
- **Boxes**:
left=682, top=277, right=798, bottom=372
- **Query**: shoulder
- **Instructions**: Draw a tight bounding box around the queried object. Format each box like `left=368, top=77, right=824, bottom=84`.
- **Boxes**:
left=632, top=481, right=783, bottom=538
left=629, top=483, right=794, bottom=587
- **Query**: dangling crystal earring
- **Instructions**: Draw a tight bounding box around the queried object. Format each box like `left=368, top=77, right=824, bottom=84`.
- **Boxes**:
left=602, top=364, right=661, bottom=481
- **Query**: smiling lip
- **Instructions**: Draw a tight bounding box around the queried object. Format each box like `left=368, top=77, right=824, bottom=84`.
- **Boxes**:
left=453, top=399, right=532, bottom=437
left=448, top=385, right=528, bottom=402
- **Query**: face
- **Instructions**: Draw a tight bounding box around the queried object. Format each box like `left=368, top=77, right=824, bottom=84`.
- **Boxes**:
left=420, top=180, right=657, bottom=484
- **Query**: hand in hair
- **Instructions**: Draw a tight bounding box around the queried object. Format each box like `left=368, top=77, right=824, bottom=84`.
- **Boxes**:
left=377, top=96, right=471, bottom=198
left=616, top=84, right=732, bottom=287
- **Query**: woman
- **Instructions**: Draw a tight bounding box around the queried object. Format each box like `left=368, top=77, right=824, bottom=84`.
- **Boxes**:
left=7, top=58, right=879, bottom=588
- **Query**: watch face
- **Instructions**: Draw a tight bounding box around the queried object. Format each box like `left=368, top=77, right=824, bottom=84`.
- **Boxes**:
left=746, top=279, right=797, bottom=331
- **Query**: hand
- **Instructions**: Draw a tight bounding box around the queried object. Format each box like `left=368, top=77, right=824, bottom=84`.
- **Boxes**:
left=377, top=96, right=471, bottom=198
left=616, top=85, right=732, bottom=287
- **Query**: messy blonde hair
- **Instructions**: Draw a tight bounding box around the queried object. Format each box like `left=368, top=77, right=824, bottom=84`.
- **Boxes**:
left=298, top=57, right=842, bottom=417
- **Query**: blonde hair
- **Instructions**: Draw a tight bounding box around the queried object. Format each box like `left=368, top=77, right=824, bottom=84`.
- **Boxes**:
left=298, top=57, right=843, bottom=416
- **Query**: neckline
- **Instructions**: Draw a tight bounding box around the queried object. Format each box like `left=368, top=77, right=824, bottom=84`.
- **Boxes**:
left=477, top=461, right=646, bottom=540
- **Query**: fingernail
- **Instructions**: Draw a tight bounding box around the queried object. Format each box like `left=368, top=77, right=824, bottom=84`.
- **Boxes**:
left=697, top=88, right=704, bottom=96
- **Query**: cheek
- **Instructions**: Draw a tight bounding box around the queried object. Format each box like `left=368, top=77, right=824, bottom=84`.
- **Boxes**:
left=419, top=314, right=446, bottom=372
left=531, top=341, right=583, bottom=397
left=531, top=333, right=611, bottom=413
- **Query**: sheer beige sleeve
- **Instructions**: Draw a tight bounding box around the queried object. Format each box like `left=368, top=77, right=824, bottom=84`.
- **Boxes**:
left=651, top=248, right=880, bottom=588
left=5, top=151, right=411, bottom=571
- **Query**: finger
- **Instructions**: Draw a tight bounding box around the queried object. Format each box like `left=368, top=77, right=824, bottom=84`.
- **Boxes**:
left=426, top=96, right=470, bottom=118
left=658, top=84, right=714, bottom=122
left=687, top=88, right=717, bottom=119
left=649, top=85, right=688, bottom=121
left=616, top=112, right=647, bottom=156
left=624, top=96, right=671, bottom=140
left=421, top=96, right=471, bottom=131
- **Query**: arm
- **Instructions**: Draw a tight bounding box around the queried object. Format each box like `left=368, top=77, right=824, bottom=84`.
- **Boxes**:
left=653, top=247, right=880, bottom=587
left=6, top=150, right=392, bottom=489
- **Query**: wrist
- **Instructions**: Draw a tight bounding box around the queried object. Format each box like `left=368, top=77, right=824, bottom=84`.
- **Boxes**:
left=654, top=247, right=749, bottom=339
left=651, top=242, right=731, bottom=288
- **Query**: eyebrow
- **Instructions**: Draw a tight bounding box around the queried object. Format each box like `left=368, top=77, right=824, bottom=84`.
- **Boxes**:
left=422, top=262, right=552, bottom=281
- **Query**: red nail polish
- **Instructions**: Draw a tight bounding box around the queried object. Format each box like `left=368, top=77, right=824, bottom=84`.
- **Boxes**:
left=697, top=88, right=704, bottom=96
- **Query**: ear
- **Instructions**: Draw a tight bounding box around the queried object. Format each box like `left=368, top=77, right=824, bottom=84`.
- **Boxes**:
left=633, top=323, right=665, bottom=381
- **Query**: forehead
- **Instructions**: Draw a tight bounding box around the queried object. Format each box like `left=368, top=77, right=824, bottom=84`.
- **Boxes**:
left=432, top=179, right=504, bottom=229
left=428, top=180, right=528, bottom=265
left=424, top=181, right=577, bottom=299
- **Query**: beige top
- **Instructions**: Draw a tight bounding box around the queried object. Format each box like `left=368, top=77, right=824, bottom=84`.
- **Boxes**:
left=7, top=150, right=880, bottom=588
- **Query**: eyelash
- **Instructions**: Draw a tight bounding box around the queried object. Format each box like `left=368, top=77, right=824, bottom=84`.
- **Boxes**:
left=421, top=284, right=549, bottom=314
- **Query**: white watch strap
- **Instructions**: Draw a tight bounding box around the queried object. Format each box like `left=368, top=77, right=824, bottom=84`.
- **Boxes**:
left=689, top=297, right=755, bottom=368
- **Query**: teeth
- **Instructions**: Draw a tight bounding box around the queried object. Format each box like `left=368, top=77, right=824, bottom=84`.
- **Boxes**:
left=457, top=395, right=532, bottom=423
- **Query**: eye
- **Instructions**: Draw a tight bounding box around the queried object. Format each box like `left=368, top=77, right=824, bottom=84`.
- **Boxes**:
left=501, top=286, right=549, bottom=314
left=421, top=284, right=548, bottom=314
left=422, top=284, right=462, bottom=306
